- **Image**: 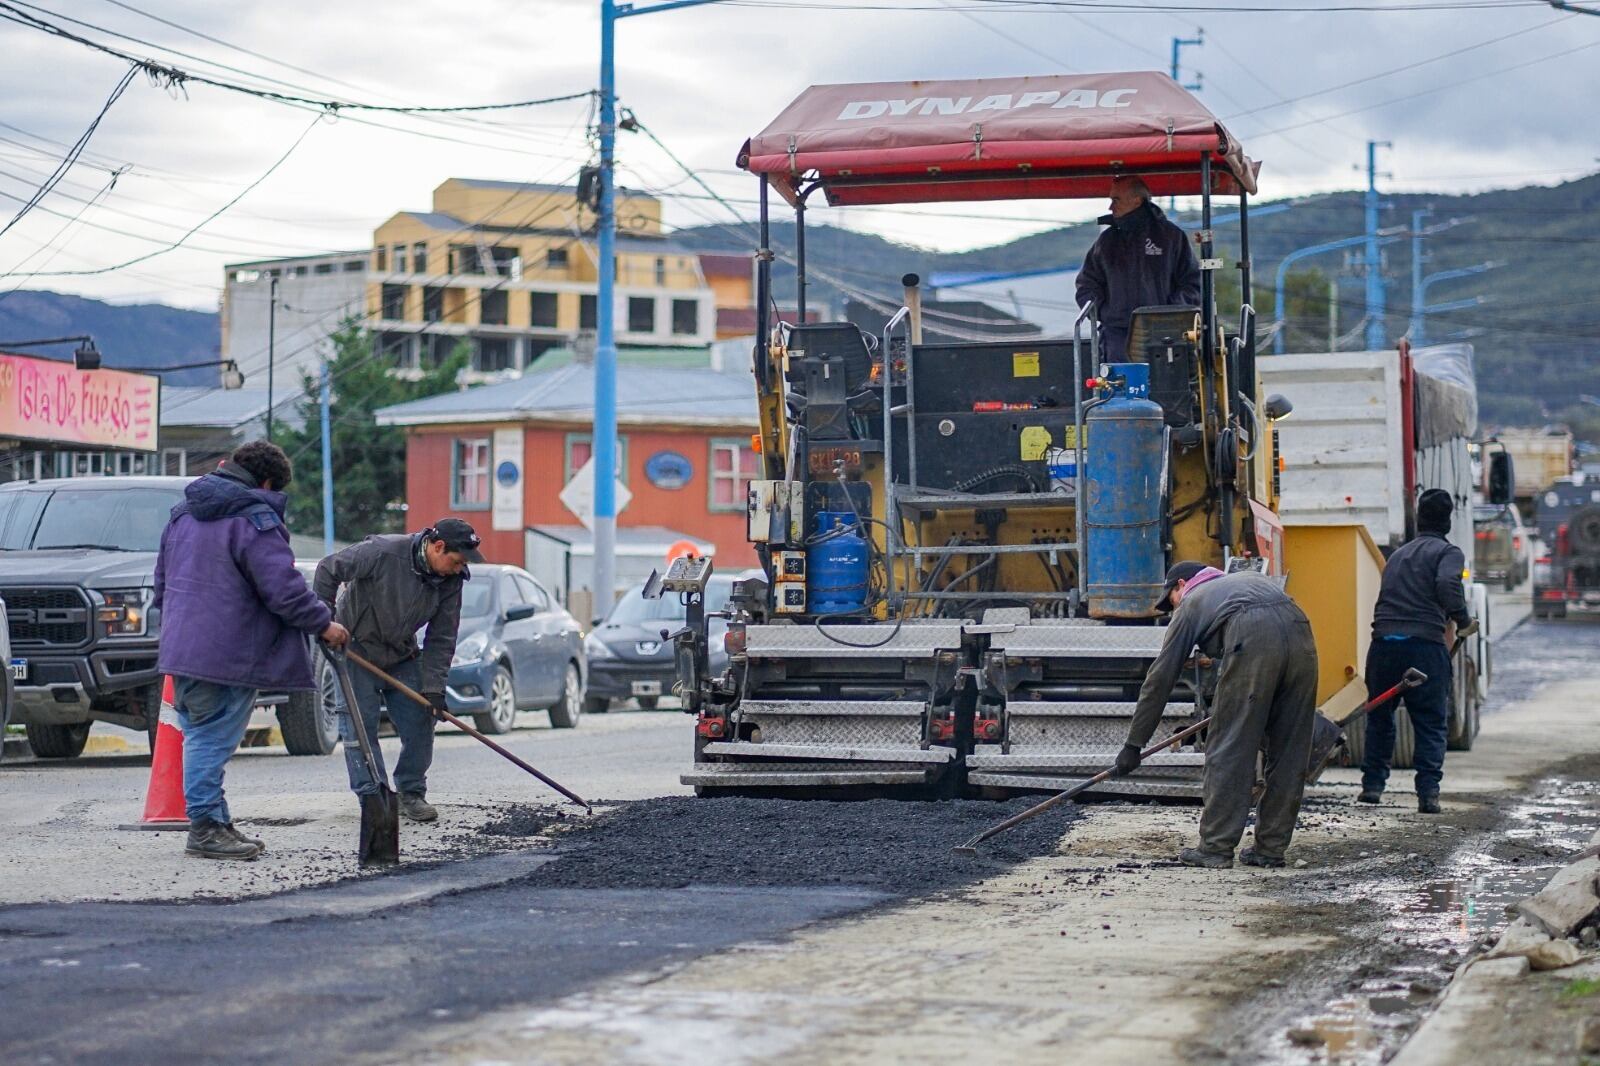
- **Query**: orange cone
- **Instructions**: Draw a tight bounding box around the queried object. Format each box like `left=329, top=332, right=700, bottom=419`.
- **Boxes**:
left=120, top=677, right=188, bottom=831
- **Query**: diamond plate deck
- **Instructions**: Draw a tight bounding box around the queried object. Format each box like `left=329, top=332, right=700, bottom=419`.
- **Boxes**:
left=966, top=772, right=1204, bottom=800
left=741, top=700, right=926, bottom=718
left=990, top=623, right=1168, bottom=657
left=744, top=621, right=964, bottom=659
left=1001, top=701, right=1199, bottom=753
left=739, top=700, right=927, bottom=747
left=682, top=763, right=936, bottom=787
left=1003, top=700, right=1192, bottom=719
left=701, top=741, right=954, bottom=763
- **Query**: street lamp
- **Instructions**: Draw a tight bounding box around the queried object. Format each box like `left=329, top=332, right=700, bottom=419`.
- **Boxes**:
left=592, top=0, right=721, bottom=612
left=0, top=335, right=102, bottom=370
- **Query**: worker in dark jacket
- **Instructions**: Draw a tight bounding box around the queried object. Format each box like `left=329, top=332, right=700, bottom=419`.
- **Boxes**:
left=1074, top=176, right=1202, bottom=360
left=313, top=519, right=478, bottom=822
left=155, top=441, right=349, bottom=860
left=1360, top=489, right=1475, bottom=813
left=1118, top=561, right=1319, bottom=869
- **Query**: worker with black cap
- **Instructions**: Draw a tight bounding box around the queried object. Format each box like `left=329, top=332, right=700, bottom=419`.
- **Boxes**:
left=1359, top=488, right=1475, bottom=814
left=314, top=518, right=480, bottom=822
left=1117, top=560, right=1319, bottom=869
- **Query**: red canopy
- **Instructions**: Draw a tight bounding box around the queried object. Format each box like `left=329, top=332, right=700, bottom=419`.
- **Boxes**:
left=739, top=72, right=1259, bottom=207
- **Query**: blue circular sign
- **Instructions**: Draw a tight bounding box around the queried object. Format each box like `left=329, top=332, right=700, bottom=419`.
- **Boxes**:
left=644, top=450, right=693, bottom=490
left=495, top=460, right=520, bottom=487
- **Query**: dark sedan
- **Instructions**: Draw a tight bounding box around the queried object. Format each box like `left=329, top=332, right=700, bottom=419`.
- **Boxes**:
left=444, top=565, right=586, bottom=733
left=584, top=574, right=734, bottom=712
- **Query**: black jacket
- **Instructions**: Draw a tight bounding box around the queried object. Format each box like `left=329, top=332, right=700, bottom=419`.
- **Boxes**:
left=1074, top=202, right=1201, bottom=355
left=314, top=533, right=465, bottom=693
left=1371, top=531, right=1472, bottom=644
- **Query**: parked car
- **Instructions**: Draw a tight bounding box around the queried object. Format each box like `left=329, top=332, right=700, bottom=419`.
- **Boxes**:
left=1474, top=502, right=1531, bottom=591
left=584, top=574, right=736, bottom=712
left=1, top=594, right=12, bottom=760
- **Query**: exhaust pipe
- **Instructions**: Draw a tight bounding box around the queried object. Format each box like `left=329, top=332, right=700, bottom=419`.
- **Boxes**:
left=901, top=273, right=924, bottom=346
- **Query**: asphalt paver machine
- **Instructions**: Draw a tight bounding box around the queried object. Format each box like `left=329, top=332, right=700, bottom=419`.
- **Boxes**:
left=675, top=72, right=1278, bottom=799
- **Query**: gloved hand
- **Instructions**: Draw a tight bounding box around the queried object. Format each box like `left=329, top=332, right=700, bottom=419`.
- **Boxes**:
left=421, top=691, right=449, bottom=717
left=1114, top=743, right=1142, bottom=776
left=1458, top=618, right=1480, bottom=639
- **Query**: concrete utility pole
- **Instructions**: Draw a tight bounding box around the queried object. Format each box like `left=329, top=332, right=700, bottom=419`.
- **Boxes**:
left=595, top=0, right=719, bottom=616
left=320, top=361, right=334, bottom=556
left=266, top=274, right=279, bottom=442
left=1363, top=140, right=1392, bottom=351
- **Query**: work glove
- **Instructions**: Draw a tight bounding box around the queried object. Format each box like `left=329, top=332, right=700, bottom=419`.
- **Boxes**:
left=1457, top=618, right=1480, bottom=639
left=421, top=691, right=449, bottom=718
left=1114, top=743, right=1142, bottom=777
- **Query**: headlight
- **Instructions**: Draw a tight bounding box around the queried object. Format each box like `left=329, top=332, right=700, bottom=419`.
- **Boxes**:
left=95, top=587, right=152, bottom=637
left=584, top=633, right=614, bottom=659
left=451, top=631, right=489, bottom=667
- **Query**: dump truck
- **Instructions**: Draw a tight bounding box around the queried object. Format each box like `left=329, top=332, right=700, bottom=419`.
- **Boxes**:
left=1259, top=342, right=1499, bottom=762
left=662, top=72, right=1284, bottom=801
left=1495, top=426, right=1574, bottom=513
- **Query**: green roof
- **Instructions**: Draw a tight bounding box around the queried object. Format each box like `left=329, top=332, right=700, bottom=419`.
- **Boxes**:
left=531, top=345, right=712, bottom=371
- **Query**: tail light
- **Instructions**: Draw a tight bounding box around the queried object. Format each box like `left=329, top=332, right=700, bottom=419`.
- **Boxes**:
left=1513, top=535, right=1522, bottom=550
left=1557, top=524, right=1571, bottom=557
left=1474, top=531, right=1491, bottom=541
left=695, top=713, right=727, bottom=739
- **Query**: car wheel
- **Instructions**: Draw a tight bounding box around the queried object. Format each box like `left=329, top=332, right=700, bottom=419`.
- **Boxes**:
left=548, top=662, right=583, bottom=729
left=280, top=651, right=341, bottom=756
left=473, top=665, right=518, bottom=735
left=583, top=696, right=610, bottom=715
left=26, top=720, right=91, bottom=759
left=637, top=695, right=660, bottom=711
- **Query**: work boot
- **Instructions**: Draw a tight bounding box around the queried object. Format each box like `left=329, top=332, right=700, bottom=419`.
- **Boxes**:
left=1357, top=790, right=1383, bottom=805
left=1238, top=847, right=1286, bottom=869
left=224, top=822, right=265, bottom=852
left=185, top=818, right=262, bottom=861
left=399, top=792, right=438, bottom=823
left=1418, top=794, right=1442, bottom=814
left=1177, top=847, right=1233, bottom=870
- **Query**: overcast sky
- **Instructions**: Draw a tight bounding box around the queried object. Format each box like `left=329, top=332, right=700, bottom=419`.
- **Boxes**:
left=0, top=0, right=1594, bottom=313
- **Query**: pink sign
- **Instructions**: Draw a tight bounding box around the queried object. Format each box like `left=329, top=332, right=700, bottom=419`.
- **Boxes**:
left=0, top=352, right=160, bottom=451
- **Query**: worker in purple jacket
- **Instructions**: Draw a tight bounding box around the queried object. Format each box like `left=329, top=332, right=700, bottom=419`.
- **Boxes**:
left=154, top=441, right=349, bottom=860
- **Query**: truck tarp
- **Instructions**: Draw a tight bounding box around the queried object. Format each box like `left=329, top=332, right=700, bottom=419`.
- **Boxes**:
left=1411, top=343, right=1477, bottom=447
left=739, top=72, right=1259, bottom=207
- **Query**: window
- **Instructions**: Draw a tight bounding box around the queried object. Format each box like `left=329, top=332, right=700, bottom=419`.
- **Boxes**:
left=314, top=262, right=333, bottom=275
left=579, top=294, right=597, bottom=330
left=475, top=337, right=516, bottom=373
left=627, top=296, right=655, bottom=333
left=161, top=448, right=187, bottom=476
left=480, top=288, right=508, bottom=326
left=654, top=257, right=666, bottom=286
left=708, top=439, right=758, bottom=512
left=381, top=284, right=407, bottom=320
left=498, top=572, right=526, bottom=608
left=412, top=242, right=428, bottom=273
left=529, top=291, right=558, bottom=328
left=546, top=247, right=569, bottom=269
left=452, top=438, right=491, bottom=509
left=564, top=433, right=629, bottom=484
left=422, top=286, right=444, bottom=323
left=672, top=298, right=699, bottom=336
left=343, top=259, right=364, bottom=272
left=513, top=572, right=550, bottom=611
left=292, top=265, right=308, bottom=277
left=393, top=244, right=407, bottom=273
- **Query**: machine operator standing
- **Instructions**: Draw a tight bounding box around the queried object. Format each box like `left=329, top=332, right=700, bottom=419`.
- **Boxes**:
left=313, top=519, right=479, bottom=823
left=1359, top=489, right=1474, bottom=814
left=1117, top=562, right=1319, bottom=869
left=1074, top=176, right=1201, bottom=361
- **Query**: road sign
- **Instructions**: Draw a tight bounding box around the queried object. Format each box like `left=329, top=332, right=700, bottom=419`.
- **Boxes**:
left=559, top=456, right=631, bottom=531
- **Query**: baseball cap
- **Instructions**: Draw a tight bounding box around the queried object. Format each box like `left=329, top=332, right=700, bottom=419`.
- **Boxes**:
left=430, top=517, right=481, bottom=553
left=1156, top=560, right=1209, bottom=612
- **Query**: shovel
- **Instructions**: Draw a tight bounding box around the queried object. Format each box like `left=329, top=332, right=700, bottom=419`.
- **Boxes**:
left=954, top=715, right=1214, bottom=856
left=345, top=649, right=590, bottom=812
left=326, top=646, right=400, bottom=866
left=1303, top=667, right=1428, bottom=784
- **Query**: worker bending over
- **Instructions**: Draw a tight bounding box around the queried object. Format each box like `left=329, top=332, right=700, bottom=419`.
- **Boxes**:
left=1359, top=489, right=1474, bottom=814
left=1074, top=175, right=1201, bottom=360
left=314, top=519, right=478, bottom=823
left=1118, top=561, right=1319, bottom=869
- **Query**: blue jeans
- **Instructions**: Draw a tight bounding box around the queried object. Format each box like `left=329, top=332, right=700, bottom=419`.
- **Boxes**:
left=1362, top=638, right=1452, bottom=798
left=334, top=654, right=434, bottom=796
left=172, top=677, right=257, bottom=824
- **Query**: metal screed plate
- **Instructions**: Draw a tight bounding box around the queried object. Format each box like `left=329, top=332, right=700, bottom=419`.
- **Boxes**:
left=966, top=772, right=1204, bottom=800
left=990, top=624, right=1168, bottom=657
left=744, top=622, right=964, bottom=659
left=682, top=763, right=936, bottom=787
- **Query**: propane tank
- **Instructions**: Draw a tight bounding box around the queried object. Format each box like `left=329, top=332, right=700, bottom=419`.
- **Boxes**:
left=807, top=511, right=869, bottom=614
left=1085, top=363, right=1168, bottom=618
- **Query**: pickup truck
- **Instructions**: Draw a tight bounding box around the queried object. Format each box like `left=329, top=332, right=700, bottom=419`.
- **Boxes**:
left=0, top=476, right=332, bottom=758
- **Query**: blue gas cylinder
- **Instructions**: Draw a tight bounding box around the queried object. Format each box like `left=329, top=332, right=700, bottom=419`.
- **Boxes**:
left=1085, top=364, right=1168, bottom=618
left=808, top=511, right=869, bottom=614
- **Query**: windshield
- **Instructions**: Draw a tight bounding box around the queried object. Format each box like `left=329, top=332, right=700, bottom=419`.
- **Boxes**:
left=460, top=580, right=494, bottom=618
left=604, top=578, right=733, bottom=625
left=0, top=486, right=182, bottom=552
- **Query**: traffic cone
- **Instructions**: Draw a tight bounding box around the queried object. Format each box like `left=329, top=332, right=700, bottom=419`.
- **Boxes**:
left=120, top=677, right=188, bottom=831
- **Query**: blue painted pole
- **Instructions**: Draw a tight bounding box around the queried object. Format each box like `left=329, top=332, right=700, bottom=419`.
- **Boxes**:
left=1410, top=207, right=1430, bottom=344
left=1273, top=233, right=1399, bottom=354
left=593, top=0, right=620, bottom=615
left=1363, top=140, right=1391, bottom=350
left=320, top=360, right=334, bottom=555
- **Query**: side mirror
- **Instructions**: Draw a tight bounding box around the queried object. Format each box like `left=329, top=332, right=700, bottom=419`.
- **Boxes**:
left=505, top=604, right=538, bottom=622
left=591, top=617, right=604, bottom=628
left=1488, top=451, right=1515, bottom=506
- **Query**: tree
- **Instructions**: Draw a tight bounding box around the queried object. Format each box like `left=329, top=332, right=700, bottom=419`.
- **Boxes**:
left=278, top=322, right=467, bottom=544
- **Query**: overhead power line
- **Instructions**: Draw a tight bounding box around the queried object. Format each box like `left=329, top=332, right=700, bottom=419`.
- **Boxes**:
left=0, top=63, right=133, bottom=240
left=0, top=2, right=595, bottom=115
